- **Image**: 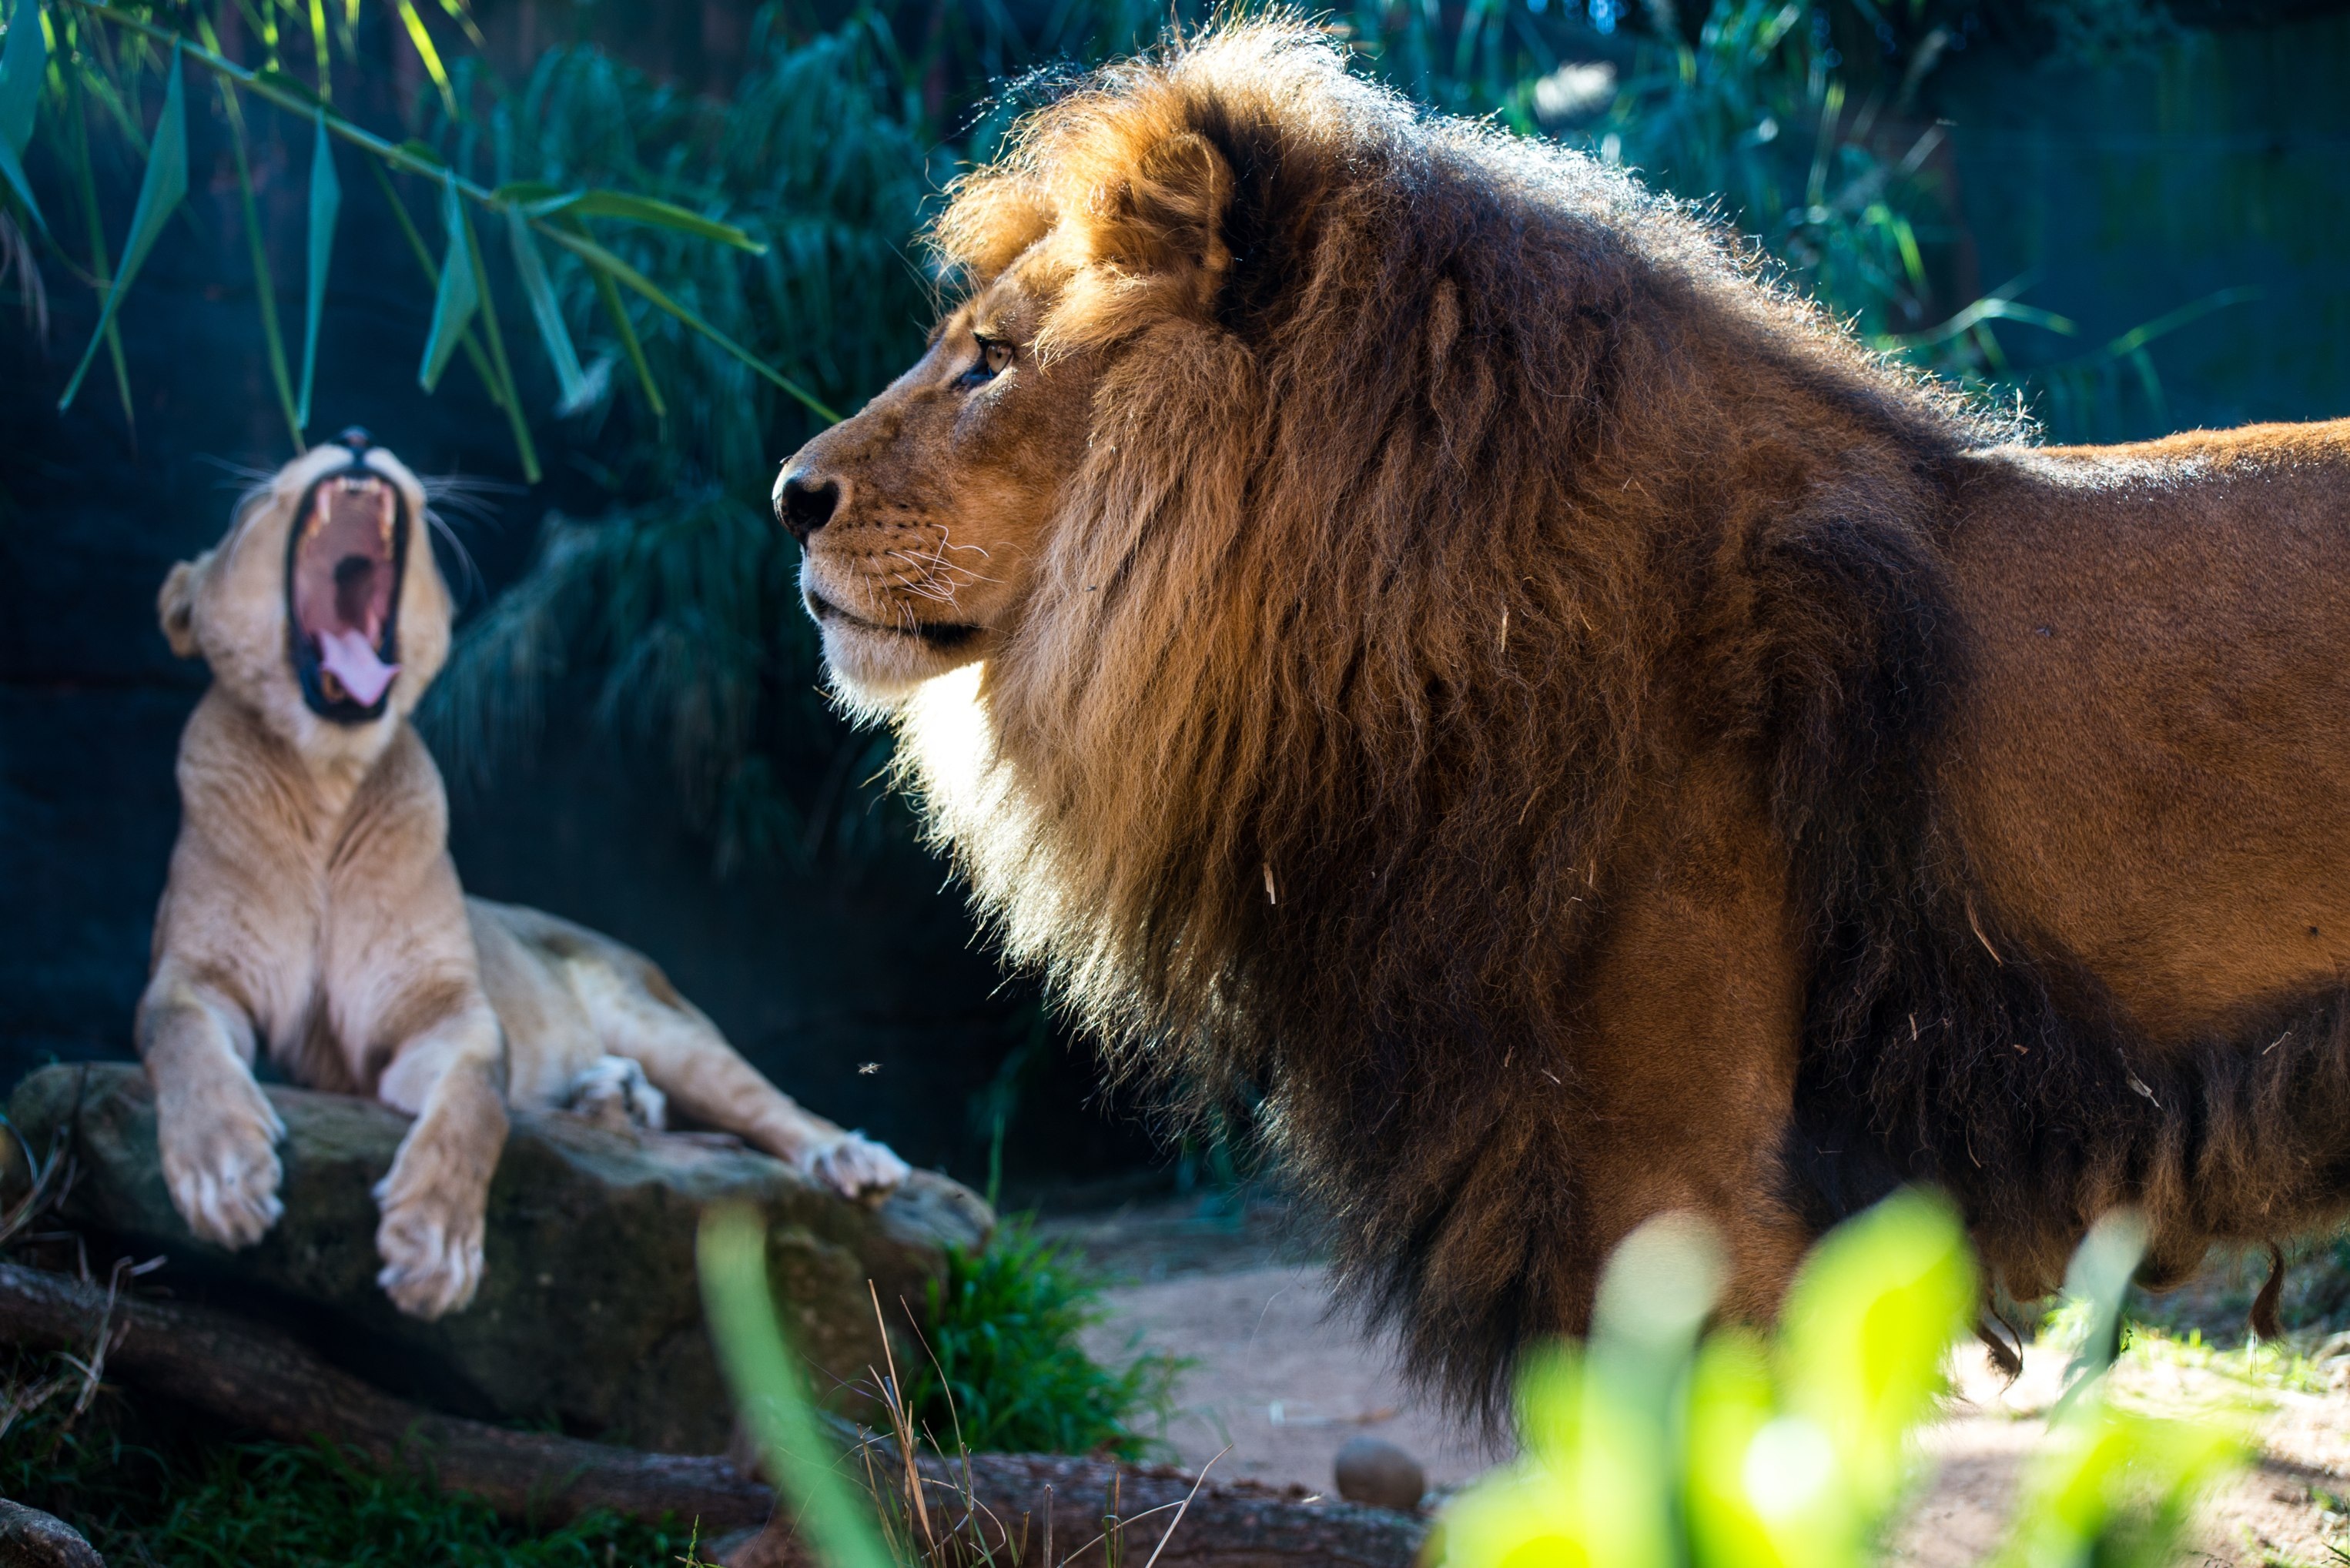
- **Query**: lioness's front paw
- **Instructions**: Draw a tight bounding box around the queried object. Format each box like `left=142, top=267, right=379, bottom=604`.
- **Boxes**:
left=159, top=1092, right=286, bottom=1250
left=805, top=1132, right=910, bottom=1199
left=372, top=1176, right=486, bottom=1320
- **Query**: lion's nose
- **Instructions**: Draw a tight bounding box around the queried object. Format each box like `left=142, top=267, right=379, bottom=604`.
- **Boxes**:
left=774, top=468, right=842, bottom=542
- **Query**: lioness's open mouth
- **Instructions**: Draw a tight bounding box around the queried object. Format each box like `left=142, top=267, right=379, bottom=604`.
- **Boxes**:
left=286, top=463, right=408, bottom=722
left=805, top=587, right=983, bottom=651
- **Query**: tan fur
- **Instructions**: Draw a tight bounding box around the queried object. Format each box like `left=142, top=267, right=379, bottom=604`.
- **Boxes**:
left=778, top=18, right=2350, bottom=1409
left=146, top=443, right=906, bottom=1319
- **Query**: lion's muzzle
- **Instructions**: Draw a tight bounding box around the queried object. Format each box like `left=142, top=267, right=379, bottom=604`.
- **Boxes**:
left=286, top=452, right=408, bottom=723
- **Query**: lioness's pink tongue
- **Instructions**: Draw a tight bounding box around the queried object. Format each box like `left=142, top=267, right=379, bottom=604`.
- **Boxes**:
left=318, top=628, right=400, bottom=706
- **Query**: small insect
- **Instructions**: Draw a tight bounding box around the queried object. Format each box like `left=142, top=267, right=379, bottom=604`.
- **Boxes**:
left=857, top=1061, right=881, bottom=1075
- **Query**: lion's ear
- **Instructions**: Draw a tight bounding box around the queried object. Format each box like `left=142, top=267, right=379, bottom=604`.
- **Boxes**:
left=157, top=555, right=207, bottom=660
left=1100, top=132, right=1234, bottom=290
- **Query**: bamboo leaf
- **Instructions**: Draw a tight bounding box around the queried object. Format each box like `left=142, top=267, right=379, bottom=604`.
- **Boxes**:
left=305, top=0, right=328, bottom=100
left=586, top=239, right=664, bottom=420
left=392, top=0, right=454, bottom=117
left=298, top=108, right=337, bottom=428
left=60, top=39, right=187, bottom=413
left=371, top=155, right=510, bottom=420
left=221, top=82, right=300, bottom=451
left=0, top=0, right=46, bottom=235
left=462, top=196, right=540, bottom=483
left=434, top=0, right=484, bottom=49
left=417, top=172, right=476, bottom=393
left=65, top=66, right=132, bottom=430
left=0, top=0, right=45, bottom=152
left=0, top=132, right=38, bottom=239
left=525, top=189, right=766, bottom=254
left=504, top=202, right=588, bottom=413
left=539, top=223, right=839, bottom=423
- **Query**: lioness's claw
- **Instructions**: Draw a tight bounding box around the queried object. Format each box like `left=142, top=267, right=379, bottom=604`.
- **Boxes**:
left=806, top=1132, right=910, bottom=1199
left=162, top=1096, right=286, bottom=1250
left=372, top=1174, right=485, bottom=1319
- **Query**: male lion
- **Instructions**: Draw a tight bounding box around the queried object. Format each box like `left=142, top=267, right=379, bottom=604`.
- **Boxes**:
left=776, top=20, right=2350, bottom=1406
left=146, top=433, right=907, bottom=1319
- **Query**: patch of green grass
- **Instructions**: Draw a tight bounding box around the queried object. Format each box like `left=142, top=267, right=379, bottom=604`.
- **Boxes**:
left=2123, top=1322, right=2335, bottom=1396
left=0, top=1359, right=717, bottom=1568
left=901, top=1221, right=1183, bottom=1459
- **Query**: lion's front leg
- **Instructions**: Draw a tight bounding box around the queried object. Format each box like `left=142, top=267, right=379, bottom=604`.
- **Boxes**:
left=138, top=965, right=286, bottom=1250
left=371, top=1009, right=507, bottom=1320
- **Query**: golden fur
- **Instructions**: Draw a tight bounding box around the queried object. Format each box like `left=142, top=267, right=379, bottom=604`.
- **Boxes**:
left=146, top=441, right=906, bottom=1319
left=779, top=19, right=2350, bottom=1407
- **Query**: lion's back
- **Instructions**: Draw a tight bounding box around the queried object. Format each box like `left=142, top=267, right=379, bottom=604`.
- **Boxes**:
left=1943, top=418, right=2350, bottom=1041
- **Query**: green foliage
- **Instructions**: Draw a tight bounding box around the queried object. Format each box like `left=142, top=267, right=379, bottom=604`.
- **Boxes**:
left=699, top=1205, right=1188, bottom=1568
left=417, top=19, right=936, bottom=864
left=1435, top=1194, right=2247, bottom=1568
left=900, top=1220, right=1183, bottom=1459
left=0, top=1359, right=711, bottom=1566
left=0, top=0, right=797, bottom=471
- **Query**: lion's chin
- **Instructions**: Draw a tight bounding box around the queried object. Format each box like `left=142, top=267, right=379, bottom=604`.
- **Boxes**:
left=809, top=595, right=989, bottom=715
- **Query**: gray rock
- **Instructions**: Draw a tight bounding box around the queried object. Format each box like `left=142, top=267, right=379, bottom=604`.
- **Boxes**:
left=0, top=1497, right=106, bottom=1568
left=8, top=1063, right=990, bottom=1455
left=1334, top=1435, right=1426, bottom=1513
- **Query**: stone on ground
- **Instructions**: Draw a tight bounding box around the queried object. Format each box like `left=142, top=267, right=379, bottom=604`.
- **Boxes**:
left=1334, top=1435, right=1428, bottom=1512
left=6, top=1062, right=990, bottom=1455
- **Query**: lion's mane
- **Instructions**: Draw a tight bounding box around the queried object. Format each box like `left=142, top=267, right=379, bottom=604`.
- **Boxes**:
left=895, top=20, right=2350, bottom=1409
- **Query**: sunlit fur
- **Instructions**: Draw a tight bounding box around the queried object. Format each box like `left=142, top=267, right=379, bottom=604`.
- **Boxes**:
left=825, top=18, right=2350, bottom=1414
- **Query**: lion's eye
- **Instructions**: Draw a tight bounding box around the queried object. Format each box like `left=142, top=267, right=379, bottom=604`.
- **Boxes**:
left=961, top=336, right=1013, bottom=388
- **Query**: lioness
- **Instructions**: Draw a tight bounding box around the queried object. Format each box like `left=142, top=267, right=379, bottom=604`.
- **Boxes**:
left=145, top=433, right=907, bottom=1319
left=776, top=21, right=2350, bottom=1406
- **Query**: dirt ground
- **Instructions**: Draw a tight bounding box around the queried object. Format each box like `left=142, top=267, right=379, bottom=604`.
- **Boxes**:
left=1049, top=1196, right=2350, bottom=1565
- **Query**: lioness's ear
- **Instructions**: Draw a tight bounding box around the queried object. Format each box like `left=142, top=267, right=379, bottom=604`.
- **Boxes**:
left=1100, top=132, right=1234, bottom=289
left=157, top=555, right=207, bottom=660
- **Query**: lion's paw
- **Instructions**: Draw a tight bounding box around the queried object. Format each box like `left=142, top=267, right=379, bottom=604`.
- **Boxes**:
left=159, top=1087, right=286, bottom=1250
left=372, top=1171, right=487, bottom=1321
left=563, top=1055, right=668, bottom=1133
left=804, top=1132, right=910, bottom=1200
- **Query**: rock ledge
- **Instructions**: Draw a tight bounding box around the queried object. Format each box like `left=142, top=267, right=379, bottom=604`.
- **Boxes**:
left=7, top=1062, right=991, bottom=1454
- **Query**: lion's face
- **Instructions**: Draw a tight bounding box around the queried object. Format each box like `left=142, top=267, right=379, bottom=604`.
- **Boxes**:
left=159, top=437, right=449, bottom=760
left=775, top=250, right=1100, bottom=707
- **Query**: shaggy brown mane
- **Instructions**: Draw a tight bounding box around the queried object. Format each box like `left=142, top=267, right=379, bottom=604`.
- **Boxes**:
left=868, top=18, right=2350, bottom=1413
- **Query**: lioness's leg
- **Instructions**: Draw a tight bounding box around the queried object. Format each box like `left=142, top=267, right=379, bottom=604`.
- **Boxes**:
left=371, top=1004, right=507, bottom=1319
left=567, top=963, right=909, bottom=1198
left=136, top=961, right=286, bottom=1249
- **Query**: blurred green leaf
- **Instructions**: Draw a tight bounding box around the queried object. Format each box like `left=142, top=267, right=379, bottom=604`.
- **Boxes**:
left=298, top=108, right=338, bottom=431
left=59, top=38, right=186, bottom=412
left=391, top=0, right=454, bottom=116
left=0, top=0, right=45, bottom=155
left=417, top=172, right=476, bottom=393
left=696, top=1204, right=898, bottom=1568
left=0, top=129, right=38, bottom=239
left=1437, top=1190, right=2243, bottom=1568
left=1778, top=1186, right=1974, bottom=1513
left=1991, top=1403, right=2245, bottom=1568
